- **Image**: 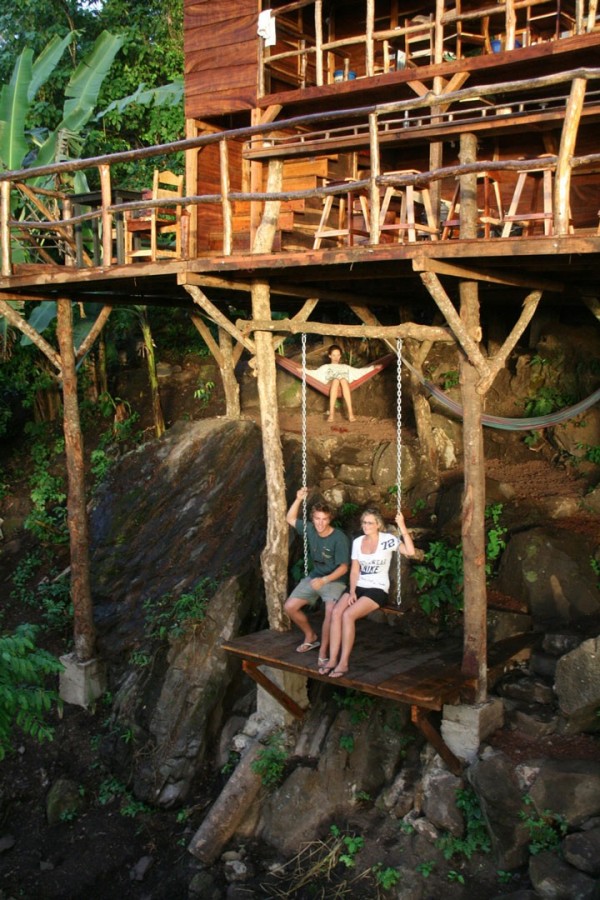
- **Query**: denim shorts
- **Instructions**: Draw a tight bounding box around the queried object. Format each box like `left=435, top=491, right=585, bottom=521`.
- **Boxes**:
left=289, top=576, right=347, bottom=607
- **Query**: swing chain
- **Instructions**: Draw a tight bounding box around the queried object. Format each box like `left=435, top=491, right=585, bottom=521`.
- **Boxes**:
left=301, top=333, right=309, bottom=577
left=395, top=337, right=403, bottom=606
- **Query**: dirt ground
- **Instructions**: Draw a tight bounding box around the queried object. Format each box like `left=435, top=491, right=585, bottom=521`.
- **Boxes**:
left=1, top=407, right=599, bottom=899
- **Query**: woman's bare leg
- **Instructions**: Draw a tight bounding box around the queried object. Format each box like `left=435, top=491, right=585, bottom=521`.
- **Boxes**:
left=339, top=379, right=355, bottom=421
left=330, top=596, right=378, bottom=676
left=328, top=380, right=341, bottom=421
left=324, top=593, right=351, bottom=672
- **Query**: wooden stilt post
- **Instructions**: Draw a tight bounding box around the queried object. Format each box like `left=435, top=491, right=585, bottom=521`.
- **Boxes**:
left=458, top=133, right=487, bottom=702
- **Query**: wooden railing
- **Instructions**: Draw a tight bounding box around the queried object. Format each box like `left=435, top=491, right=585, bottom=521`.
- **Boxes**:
left=1, top=68, right=599, bottom=275
left=258, top=0, right=599, bottom=96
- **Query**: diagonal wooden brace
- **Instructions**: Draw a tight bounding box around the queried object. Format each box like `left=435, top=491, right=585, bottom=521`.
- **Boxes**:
left=411, top=705, right=462, bottom=775
left=242, top=660, right=306, bottom=721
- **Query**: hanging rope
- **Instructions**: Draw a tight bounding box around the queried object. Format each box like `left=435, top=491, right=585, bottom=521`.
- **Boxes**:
left=395, top=337, right=402, bottom=606
left=301, top=333, right=309, bottom=577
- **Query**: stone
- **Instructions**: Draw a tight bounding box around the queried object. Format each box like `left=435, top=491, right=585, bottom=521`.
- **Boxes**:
left=543, top=633, right=583, bottom=656
left=495, top=671, right=555, bottom=705
left=496, top=529, right=600, bottom=625
left=528, top=761, right=600, bottom=827
left=488, top=610, right=533, bottom=643
left=337, top=462, right=372, bottom=485
left=188, top=870, right=221, bottom=899
left=223, top=859, right=254, bottom=882
left=563, top=828, right=600, bottom=876
left=0, top=835, right=15, bottom=853
left=441, top=698, right=504, bottom=763
left=45, top=777, right=86, bottom=826
left=468, top=752, right=530, bottom=869
left=529, top=850, right=598, bottom=899
left=372, top=441, right=419, bottom=490
left=421, top=767, right=464, bottom=837
left=255, top=667, right=309, bottom=727
left=554, top=636, right=600, bottom=734
left=59, top=653, right=107, bottom=709
left=529, top=651, right=558, bottom=681
left=511, top=705, right=558, bottom=739
left=129, top=855, right=153, bottom=881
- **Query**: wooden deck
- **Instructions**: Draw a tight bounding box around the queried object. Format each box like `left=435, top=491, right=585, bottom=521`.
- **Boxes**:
left=221, top=618, right=537, bottom=712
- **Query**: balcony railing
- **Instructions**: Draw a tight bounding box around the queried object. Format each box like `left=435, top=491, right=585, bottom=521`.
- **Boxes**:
left=1, top=68, right=599, bottom=277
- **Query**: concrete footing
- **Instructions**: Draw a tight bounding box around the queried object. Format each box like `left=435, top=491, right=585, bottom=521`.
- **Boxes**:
left=256, top=666, right=309, bottom=727
left=59, top=653, right=107, bottom=708
left=441, top=697, right=504, bottom=764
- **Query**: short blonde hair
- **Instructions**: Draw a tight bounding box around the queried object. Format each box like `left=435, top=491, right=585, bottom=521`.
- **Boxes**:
left=360, top=507, right=385, bottom=531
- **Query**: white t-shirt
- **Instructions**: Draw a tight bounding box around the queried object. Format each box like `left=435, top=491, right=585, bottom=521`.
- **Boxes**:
left=309, top=362, right=375, bottom=385
left=352, top=531, right=400, bottom=592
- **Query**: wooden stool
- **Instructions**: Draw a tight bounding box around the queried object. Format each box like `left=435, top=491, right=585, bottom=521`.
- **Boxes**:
left=379, top=171, right=438, bottom=242
left=441, top=173, right=503, bottom=240
left=501, top=167, right=554, bottom=237
left=313, top=180, right=370, bottom=248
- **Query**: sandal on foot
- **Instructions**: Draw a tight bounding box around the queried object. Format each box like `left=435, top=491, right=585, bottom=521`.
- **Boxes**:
left=319, top=665, right=334, bottom=676
left=318, top=657, right=329, bottom=667
left=296, top=640, right=320, bottom=653
left=329, top=668, right=348, bottom=678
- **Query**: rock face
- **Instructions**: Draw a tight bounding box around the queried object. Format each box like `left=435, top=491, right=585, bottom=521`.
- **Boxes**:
left=554, top=636, right=600, bottom=733
left=89, top=420, right=269, bottom=806
left=495, top=528, right=600, bottom=626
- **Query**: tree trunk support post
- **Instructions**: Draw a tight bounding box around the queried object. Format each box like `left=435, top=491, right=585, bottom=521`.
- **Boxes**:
left=56, top=298, right=97, bottom=662
left=458, top=133, right=488, bottom=703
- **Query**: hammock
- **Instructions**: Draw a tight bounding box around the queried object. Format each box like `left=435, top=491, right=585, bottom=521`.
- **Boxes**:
left=401, top=355, right=600, bottom=432
left=276, top=353, right=395, bottom=397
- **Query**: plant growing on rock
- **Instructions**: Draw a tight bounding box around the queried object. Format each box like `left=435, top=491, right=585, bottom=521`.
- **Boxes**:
left=520, top=795, right=567, bottom=855
left=251, top=731, right=288, bottom=788
left=436, top=787, right=491, bottom=861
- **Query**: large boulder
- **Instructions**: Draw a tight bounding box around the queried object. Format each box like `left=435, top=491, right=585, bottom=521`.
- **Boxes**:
left=528, top=760, right=600, bottom=827
left=554, top=636, right=600, bottom=733
left=467, top=752, right=530, bottom=869
left=495, top=528, right=600, bottom=626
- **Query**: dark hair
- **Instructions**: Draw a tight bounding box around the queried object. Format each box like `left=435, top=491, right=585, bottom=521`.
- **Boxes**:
left=310, top=500, right=335, bottom=520
left=328, top=344, right=343, bottom=355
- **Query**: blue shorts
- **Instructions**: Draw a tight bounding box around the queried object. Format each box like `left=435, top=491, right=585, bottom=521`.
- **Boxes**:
left=289, top=576, right=347, bottom=608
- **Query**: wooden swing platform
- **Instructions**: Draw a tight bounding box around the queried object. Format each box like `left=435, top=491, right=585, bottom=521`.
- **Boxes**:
left=221, top=619, right=539, bottom=773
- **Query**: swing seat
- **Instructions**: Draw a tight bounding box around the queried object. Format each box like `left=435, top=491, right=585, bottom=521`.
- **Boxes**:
left=275, top=353, right=395, bottom=397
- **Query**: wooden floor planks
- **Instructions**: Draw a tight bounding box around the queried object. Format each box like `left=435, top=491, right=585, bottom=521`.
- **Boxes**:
left=222, top=617, right=538, bottom=711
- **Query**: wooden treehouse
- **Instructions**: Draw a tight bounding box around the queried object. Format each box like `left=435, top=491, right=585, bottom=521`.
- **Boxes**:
left=2, top=0, right=600, bottom=760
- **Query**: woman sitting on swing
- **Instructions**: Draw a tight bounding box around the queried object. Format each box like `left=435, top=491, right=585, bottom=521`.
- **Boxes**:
left=320, top=507, right=415, bottom=678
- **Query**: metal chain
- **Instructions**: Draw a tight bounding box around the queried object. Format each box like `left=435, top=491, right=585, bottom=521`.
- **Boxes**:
left=395, top=337, right=403, bottom=606
left=301, top=333, right=309, bottom=576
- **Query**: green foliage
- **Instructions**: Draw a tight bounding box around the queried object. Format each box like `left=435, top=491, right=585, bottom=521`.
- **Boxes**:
left=520, top=795, right=568, bottom=855
left=579, top=443, right=600, bottom=465
left=436, top=788, right=491, bottom=860
left=251, top=732, right=288, bottom=788
left=412, top=539, right=463, bottom=618
left=333, top=501, right=360, bottom=528
left=10, top=549, right=72, bottom=632
left=23, top=430, right=68, bottom=544
left=448, top=870, right=465, bottom=884
left=339, top=733, right=355, bottom=753
left=484, top=503, right=507, bottom=577
left=329, top=825, right=364, bottom=868
left=372, top=864, right=402, bottom=889
left=221, top=751, right=240, bottom=776
left=10, top=550, right=44, bottom=605
left=411, top=497, right=426, bottom=515
left=439, top=369, right=459, bottom=390
left=120, top=795, right=150, bottom=818
left=128, top=649, right=151, bottom=668
left=97, top=776, right=126, bottom=806
left=416, top=860, right=435, bottom=878
left=333, top=689, right=375, bottom=724
left=143, top=577, right=216, bottom=641
left=0, top=624, right=63, bottom=759
left=193, top=379, right=215, bottom=406
left=412, top=505, right=507, bottom=619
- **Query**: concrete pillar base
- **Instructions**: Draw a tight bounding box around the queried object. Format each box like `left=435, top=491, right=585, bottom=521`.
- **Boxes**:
left=441, top=698, right=504, bottom=764
left=59, top=652, right=107, bottom=708
left=256, top=666, right=309, bottom=727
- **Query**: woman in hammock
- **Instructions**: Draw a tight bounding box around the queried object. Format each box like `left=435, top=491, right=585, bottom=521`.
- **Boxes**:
left=320, top=507, right=415, bottom=678
left=312, top=344, right=375, bottom=422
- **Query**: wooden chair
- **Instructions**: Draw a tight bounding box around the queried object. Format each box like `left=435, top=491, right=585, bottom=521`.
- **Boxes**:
left=125, top=170, right=184, bottom=262
left=441, top=173, right=504, bottom=239
left=501, top=161, right=555, bottom=237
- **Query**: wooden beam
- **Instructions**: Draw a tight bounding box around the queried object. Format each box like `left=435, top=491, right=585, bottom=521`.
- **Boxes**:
left=556, top=78, right=587, bottom=235
left=477, top=291, right=542, bottom=395
left=183, top=283, right=255, bottom=354
left=236, top=319, right=453, bottom=343
left=413, top=257, right=563, bottom=292
left=243, top=660, right=306, bottom=720
left=419, top=271, right=490, bottom=379
left=411, top=706, right=462, bottom=775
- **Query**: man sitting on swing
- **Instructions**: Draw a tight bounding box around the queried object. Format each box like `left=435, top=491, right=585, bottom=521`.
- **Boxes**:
left=285, top=487, right=349, bottom=664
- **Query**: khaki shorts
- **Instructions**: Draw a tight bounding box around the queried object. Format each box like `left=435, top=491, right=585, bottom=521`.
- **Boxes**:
left=288, top=576, right=347, bottom=607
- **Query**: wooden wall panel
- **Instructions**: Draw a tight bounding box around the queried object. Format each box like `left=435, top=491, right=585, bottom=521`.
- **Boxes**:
left=184, top=0, right=258, bottom=119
